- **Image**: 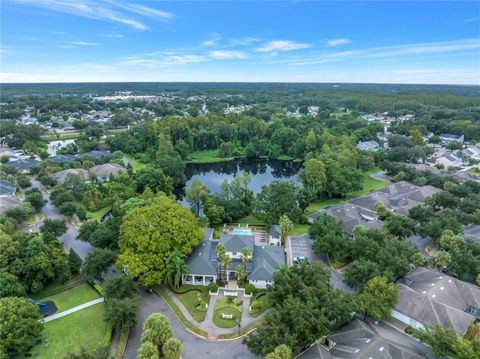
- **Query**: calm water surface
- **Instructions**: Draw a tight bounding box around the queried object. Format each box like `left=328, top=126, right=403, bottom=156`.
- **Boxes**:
left=176, top=157, right=302, bottom=201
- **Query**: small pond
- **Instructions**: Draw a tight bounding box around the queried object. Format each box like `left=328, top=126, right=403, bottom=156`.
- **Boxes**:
left=176, top=157, right=302, bottom=201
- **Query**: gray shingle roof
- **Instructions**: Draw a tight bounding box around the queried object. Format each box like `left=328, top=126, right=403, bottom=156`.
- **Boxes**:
left=395, top=267, right=480, bottom=335
left=463, top=224, right=480, bottom=243
left=0, top=179, right=15, bottom=196
left=44, top=154, right=77, bottom=163
left=248, top=245, right=284, bottom=281
left=220, top=233, right=255, bottom=253
left=186, top=240, right=218, bottom=276
left=269, top=224, right=281, bottom=237
left=0, top=195, right=21, bottom=215
left=90, top=163, right=125, bottom=178
left=52, top=168, right=90, bottom=184
left=309, top=181, right=442, bottom=234
left=78, top=150, right=111, bottom=160
left=296, top=318, right=432, bottom=359
left=8, top=159, right=40, bottom=171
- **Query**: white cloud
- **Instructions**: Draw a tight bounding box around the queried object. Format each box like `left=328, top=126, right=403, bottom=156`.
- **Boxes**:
left=256, top=40, right=311, bottom=52
left=289, top=38, right=480, bottom=65
left=229, top=37, right=260, bottom=46
left=69, top=41, right=99, bottom=46
left=109, top=2, right=174, bottom=21
left=326, top=38, right=351, bottom=47
left=209, top=50, right=248, bottom=60
left=12, top=0, right=174, bottom=30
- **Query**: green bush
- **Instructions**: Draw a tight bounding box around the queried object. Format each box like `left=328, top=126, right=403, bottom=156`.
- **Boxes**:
left=103, top=324, right=113, bottom=345
left=405, top=326, right=414, bottom=335
left=207, top=282, right=219, bottom=293
left=94, top=283, right=105, bottom=296
left=244, top=283, right=256, bottom=295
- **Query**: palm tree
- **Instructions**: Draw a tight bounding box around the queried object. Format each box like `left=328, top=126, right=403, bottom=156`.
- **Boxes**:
left=240, top=247, right=252, bottom=271
left=163, top=251, right=188, bottom=289
left=219, top=253, right=232, bottom=283
left=215, top=243, right=227, bottom=281
left=235, top=264, right=247, bottom=285
left=279, top=214, right=293, bottom=245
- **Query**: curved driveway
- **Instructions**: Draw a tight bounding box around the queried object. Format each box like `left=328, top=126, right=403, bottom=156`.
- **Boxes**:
left=124, top=290, right=256, bottom=359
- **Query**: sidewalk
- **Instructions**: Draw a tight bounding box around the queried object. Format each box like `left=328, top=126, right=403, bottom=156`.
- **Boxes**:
left=42, top=297, right=105, bottom=323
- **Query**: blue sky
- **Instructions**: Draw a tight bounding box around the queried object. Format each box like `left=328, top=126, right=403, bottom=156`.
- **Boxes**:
left=1, top=1, right=479, bottom=84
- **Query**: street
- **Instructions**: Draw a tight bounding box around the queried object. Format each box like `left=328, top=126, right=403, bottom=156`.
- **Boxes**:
left=27, top=180, right=92, bottom=259
left=124, top=290, right=256, bottom=359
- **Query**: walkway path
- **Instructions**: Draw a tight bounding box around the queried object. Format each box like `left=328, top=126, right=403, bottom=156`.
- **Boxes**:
left=42, top=297, right=105, bottom=323
left=164, top=287, right=267, bottom=337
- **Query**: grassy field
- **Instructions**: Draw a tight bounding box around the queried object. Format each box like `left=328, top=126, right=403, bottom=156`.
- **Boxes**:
left=289, top=223, right=311, bottom=236
left=306, top=168, right=388, bottom=214
left=154, top=286, right=208, bottom=337
left=173, top=285, right=209, bottom=322
left=186, top=149, right=236, bottom=164
left=213, top=297, right=243, bottom=328
left=22, top=304, right=108, bottom=359
left=124, top=154, right=148, bottom=171
left=236, top=214, right=266, bottom=226
left=40, top=283, right=100, bottom=312
left=466, top=167, right=480, bottom=174
left=86, top=206, right=111, bottom=222
left=33, top=276, right=85, bottom=300
left=42, top=128, right=127, bottom=141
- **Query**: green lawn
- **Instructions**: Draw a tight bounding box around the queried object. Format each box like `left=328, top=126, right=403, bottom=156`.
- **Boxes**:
left=86, top=207, right=111, bottom=222
left=173, top=285, right=209, bottom=322
left=466, top=167, right=480, bottom=174
left=154, top=286, right=208, bottom=337
left=33, top=276, right=85, bottom=300
left=42, top=128, right=127, bottom=141
left=186, top=149, right=236, bottom=164
left=40, top=283, right=100, bottom=312
left=124, top=154, right=148, bottom=171
left=289, top=223, right=311, bottom=236
left=21, top=303, right=108, bottom=359
left=306, top=168, right=388, bottom=214
left=213, top=297, right=243, bottom=328
left=236, top=214, right=265, bottom=226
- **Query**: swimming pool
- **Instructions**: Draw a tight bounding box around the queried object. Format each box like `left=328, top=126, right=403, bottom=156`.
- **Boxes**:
left=233, top=228, right=252, bottom=235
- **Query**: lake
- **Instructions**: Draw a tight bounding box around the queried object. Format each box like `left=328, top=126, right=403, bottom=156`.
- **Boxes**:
left=176, top=157, right=303, bottom=201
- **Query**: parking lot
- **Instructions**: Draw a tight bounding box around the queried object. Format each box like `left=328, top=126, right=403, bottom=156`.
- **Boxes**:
left=286, top=234, right=319, bottom=266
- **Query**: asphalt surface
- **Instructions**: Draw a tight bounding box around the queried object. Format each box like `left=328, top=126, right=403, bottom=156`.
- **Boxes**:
left=124, top=290, right=256, bottom=359
left=27, top=180, right=92, bottom=259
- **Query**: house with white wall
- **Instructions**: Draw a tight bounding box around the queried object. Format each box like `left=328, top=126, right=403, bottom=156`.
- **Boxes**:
left=183, top=228, right=285, bottom=289
left=393, top=267, right=480, bottom=335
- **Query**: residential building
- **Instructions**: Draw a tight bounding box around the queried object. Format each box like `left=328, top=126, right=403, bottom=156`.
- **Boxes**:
left=268, top=225, right=282, bottom=246
left=7, top=158, right=40, bottom=173
left=462, top=144, right=480, bottom=161
left=44, top=154, right=77, bottom=163
left=393, top=267, right=480, bottom=336
left=309, top=181, right=442, bottom=234
left=435, top=152, right=462, bottom=169
left=0, top=179, right=16, bottom=197
left=439, top=133, right=464, bottom=145
left=452, top=171, right=480, bottom=183
left=77, top=150, right=111, bottom=160
left=184, top=228, right=285, bottom=288
left=90, top=163, right=126, bottom=181
left=296, top=318, right=432, bottom=359
left=463, top=224, right=480, bottom=244
left=356, top=140, right=381, bottom=152
left=52, top=168, right=90, bottom=184
left=0, top=146, right=21, bottom=162
left=0, top=195, right=21, bottom=215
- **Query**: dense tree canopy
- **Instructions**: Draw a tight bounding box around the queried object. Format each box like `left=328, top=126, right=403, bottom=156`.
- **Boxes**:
left=117, top=195, right=203, bottom=287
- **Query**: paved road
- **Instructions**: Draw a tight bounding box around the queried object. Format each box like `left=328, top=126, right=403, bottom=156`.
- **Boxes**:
left=28, top=180, right=92, bottom=259
left=43, top=298, right=105, bottom=323
left=371, top=170, right=391, bottom=183
left=124, top=290, right=256, bottom=359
